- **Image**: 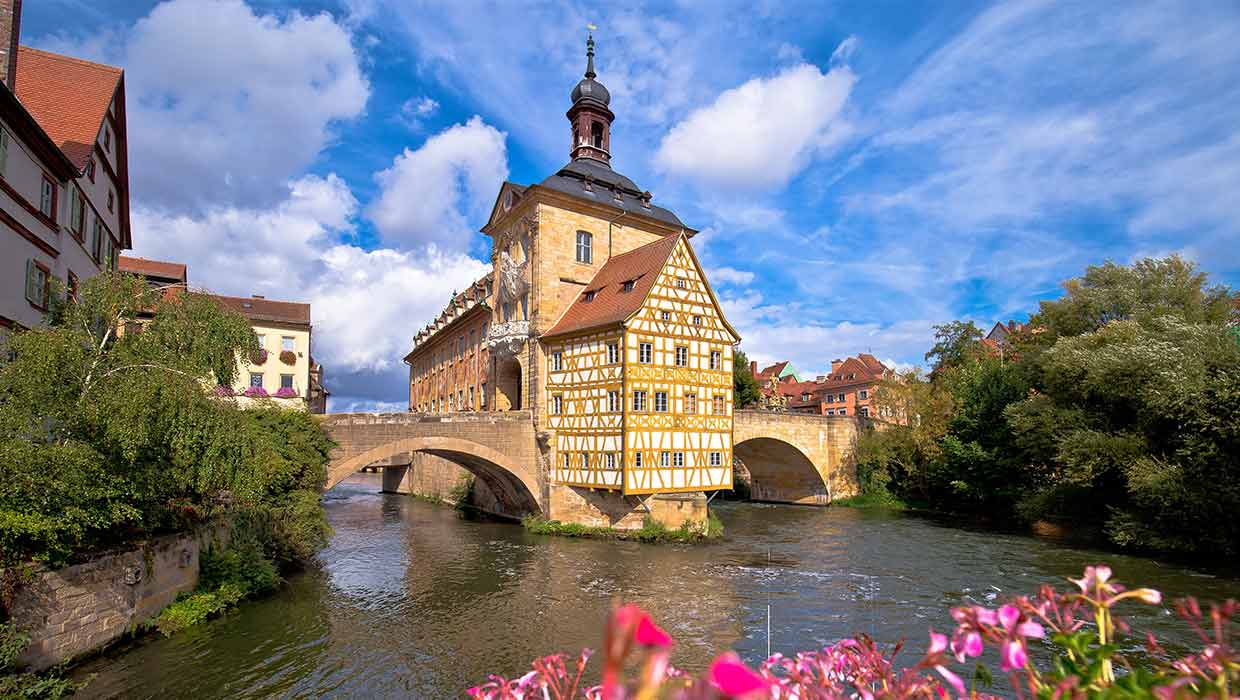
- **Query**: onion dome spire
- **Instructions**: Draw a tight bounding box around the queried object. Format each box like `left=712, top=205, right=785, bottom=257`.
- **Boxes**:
left=568, top=32, right=615, bottom=163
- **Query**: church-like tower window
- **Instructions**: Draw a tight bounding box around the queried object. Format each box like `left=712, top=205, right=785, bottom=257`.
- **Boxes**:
left=576, top=230, right=593, bottom=263
left=591, top=121, right=603, bottom=149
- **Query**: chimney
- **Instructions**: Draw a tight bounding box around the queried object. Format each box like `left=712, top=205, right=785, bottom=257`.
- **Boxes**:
left=831, top=358, right=843, bottom=373
left=0, top=0, right=21, bottom=89
left=749, top=360, right=757, bottom=377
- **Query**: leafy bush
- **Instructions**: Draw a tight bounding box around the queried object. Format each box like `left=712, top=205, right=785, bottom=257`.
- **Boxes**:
left=151, top=542, right=280, bottom=636
left=0, top=622, right=74, bottom=699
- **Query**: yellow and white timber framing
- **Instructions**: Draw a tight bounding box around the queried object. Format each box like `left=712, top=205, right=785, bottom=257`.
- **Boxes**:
left=544, top=235, right=741, bottom=495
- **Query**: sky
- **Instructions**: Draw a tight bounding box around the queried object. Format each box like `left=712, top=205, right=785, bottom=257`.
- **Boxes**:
left=23, top=0, right=1240, bottom=411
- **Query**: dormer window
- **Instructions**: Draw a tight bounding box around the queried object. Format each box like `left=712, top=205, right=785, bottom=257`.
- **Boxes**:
left=583, top=290, right=596, bottom=302
left=622, top=280, right=635, bottom=292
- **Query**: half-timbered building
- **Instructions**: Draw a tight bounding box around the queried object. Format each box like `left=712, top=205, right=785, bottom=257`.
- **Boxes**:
left=404, top=35, right=740, bottom=503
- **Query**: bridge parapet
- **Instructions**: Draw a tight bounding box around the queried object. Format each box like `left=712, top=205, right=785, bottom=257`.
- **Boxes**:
left=733, top=410, right=860, bottom=504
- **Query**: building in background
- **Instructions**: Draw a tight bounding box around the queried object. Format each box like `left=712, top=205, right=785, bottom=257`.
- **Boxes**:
left=405, top=36, right=740, bottom=496
left=779, top=354, right=893, bottom=418
left=117, top=254, right=329, bottom=413
left=1, top=1, right=130, bottom=340
left=750, top=360, right=803, bottom=410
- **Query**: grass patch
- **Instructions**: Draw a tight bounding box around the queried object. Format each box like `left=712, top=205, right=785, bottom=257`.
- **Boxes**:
left=833, top=491, right=908, bottom=510
left=522, top=513, right=723, bottom=543
left=149, top=542, right=280, bottom=636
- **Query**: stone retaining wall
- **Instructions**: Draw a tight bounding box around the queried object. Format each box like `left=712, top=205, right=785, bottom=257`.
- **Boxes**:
left=6, top=523, right=229, bottom=671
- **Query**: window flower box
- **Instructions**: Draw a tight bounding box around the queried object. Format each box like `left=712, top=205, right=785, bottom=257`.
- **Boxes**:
left=242, top=386, right=269, bottom=398
left=274, top=386, right=299, bottom=398
left=251, top=349, right=268, bottom=365
left=279, top=350, right=297, bottom=366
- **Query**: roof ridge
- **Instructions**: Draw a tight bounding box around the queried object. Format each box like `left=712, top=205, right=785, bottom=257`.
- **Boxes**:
left=208, top=292, right=309, bottom=307
left=606, top=232, right=680, bottom=264
left=19, top=45, right=124, bottom=74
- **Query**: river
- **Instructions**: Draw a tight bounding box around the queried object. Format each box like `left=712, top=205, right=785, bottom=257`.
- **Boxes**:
left=73, top=474, right=1240, bottom=698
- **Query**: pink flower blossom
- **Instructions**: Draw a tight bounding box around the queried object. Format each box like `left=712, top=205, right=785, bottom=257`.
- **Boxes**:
left=1000, top=639, right=1027, bottom=672
left=952, top=631, right=983, bottom=662
left=929, top=630, right=949, bottom=655
left=999, top=604, right=1021, bottom=631
left=1070, top=565, right=1113, bottom=594
left=935, top=664, right=966, bottom=695
left=635, top=616, right=672, bottom=648
left=709, top=653, right=767, bottom=697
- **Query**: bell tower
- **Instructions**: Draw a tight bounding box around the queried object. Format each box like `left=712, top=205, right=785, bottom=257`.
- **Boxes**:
left=567, top=34, right=615, bottom=164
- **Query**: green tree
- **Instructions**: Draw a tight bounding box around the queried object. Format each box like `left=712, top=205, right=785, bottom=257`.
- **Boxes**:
left=0, top=273, right=331, bottom=569
left=924, top=320, right=984, bottom=372
left=732, top=347, right=762, bottom=408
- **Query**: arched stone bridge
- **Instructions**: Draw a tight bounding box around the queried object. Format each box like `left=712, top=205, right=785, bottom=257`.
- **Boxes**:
left=317, top=409, right=860, bottom=521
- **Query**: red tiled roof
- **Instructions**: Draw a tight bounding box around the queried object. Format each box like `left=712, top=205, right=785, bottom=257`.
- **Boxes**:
left=119, top=256, right=186, bottom=283
left=207, top=294, right=311, bottom=327
left=544, top=234, right=681, bottom=338
left=15, top=46, right=122, bottom=170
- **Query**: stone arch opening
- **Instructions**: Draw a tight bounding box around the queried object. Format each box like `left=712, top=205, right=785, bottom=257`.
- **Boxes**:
left=325, top=436, right=540, bottom=517
left=733, top=437, right=830, bottom=506
left=494, top=358, right=522, bottom=410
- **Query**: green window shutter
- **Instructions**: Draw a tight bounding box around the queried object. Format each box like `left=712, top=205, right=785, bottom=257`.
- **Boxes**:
left=25, top=259, right=36, bottom=304
left=0, top=128, right=9, bottom=176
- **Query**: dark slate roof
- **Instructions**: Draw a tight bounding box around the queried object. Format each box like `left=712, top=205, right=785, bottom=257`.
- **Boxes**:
left=538, top=158, right=688, bottom=229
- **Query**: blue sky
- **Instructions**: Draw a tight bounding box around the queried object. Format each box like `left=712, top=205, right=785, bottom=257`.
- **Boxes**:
left=24, top=0, right=1240, bottom=410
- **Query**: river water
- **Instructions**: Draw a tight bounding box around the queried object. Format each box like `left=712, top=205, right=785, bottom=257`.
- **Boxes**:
left=73, top=474, right=1239, bottom=698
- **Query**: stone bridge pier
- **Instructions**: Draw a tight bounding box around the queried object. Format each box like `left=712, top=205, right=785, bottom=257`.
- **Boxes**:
left=318, top=412, right=543, bottom=519
left=733, top=410, right=860, bottom=505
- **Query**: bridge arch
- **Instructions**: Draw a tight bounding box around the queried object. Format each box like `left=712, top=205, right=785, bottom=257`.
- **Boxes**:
left=734, top=437, right=830, bottom=505
left=325, top=436, right=541, bottom=515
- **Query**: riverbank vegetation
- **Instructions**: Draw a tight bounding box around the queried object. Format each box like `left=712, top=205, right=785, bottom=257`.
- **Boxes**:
left=0, top=273, right=333, bottom=683
left=522, top=512, right=724, bottom=542
left=468, top=565, right=1237, bottom=699
left=854, top=256, right=1240, bottom=557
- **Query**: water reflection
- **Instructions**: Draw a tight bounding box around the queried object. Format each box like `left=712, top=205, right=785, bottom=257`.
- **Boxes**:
left=72, top=474, right=1240, bottom=698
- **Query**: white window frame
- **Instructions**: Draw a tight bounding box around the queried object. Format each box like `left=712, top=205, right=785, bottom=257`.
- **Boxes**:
left=713, top=395, right=726, bottom=416
left=280, top=374, right=294, bottom=389
left=605, top=453, right=616, bottom=470
left=38, top=176, right=55, bottom=219
left=859, top=389, right=869, bottom=400
left=0, top=127, right=9, bottom=175
left=685, top=393, right=697, bottom=414
left=576, top=230, right=593, bottom=263
left=710, top=350, right=722, bottom=370
left=639, top=342, right=652, bottom=363
left=282, top=336, right=296, bottom=352
left=709, top=452, right=722, bottom=467
left=654, top=391, right=668, bottom=412
left=581, top=452, right=590, bottom=469
left=24, top=260, right=49, bottom=309
left=607, top=390, right=620, bottom=412
left=675, top=346, right=687, bottom=367
left=607, top=343, right=619, bottom=364
left=552, top=351, right=563, bottom=371
left=552, top=394, right=563, bottom=414
left=673, top=452, right=684, bottom=467
left=660, top=310, right=670, bottom=321
left=660, top=451, right=670, bottom=467
left=632, top=390, right=647, bottom=412
left=249, top=372, right=263, bottom=387
left=634, top=451, right=643, bottom=468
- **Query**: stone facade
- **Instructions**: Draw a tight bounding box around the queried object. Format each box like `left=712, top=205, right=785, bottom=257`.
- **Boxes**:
left=733, top=409, right=860, bottom=504
left=6, top=523, right=229, bottom=671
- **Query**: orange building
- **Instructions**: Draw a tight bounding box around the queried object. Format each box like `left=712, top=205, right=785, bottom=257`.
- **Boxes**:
left=779, top=354, right=893, bottom=418
left=403, top=274, right=493, bottom=413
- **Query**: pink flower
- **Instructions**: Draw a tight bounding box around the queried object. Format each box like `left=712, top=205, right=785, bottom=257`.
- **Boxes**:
left=935, top=665, right=966, bottom=695
left=1017, top=621, right=1045, bottom=639
left=999, top=604, right=1021, bottom=631
left=1070, top=565, right=1114, bottom=594
left=976, top=607, right=998, bottom=626
left=635, top=616, right=673, bottom=648
left=929, top=631, right=948, bottom=655
left=1000, top=639, right=1027, bottom=672
left=1133, top=588, right=1162, bottom=605
left=709, top=653, right=767, bottom=697
left=952, top=631, right=983, bottom=662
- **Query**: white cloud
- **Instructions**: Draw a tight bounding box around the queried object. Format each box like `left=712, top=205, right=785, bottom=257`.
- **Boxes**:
left=367, top=116, right=508, bottom=252
left=133, top=174, right=489, bottom=410
left=709, top=266, right=755, bottom=286
left=397, top=96, right=440, bottom=130
left=654, top=61, right=856, bottom=190
left=722, top=291, right=935, bottom=378
left=38, top=0, right=370, bottom=212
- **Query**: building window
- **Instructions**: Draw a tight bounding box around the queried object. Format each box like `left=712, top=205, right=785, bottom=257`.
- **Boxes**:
left=826, top=409, right=835, bottom=416
left=801, top=393, right=810, bottom=402
left=91, top=219, right=102, bottom=261
left=838, top=408, right=847, bottom=416
left=282, top=336, right=295, bottom=352
left=622, top=280, right=635, bottom=292
left=255, top=333, right=266, bottom=349
left=86, top=158, right=95, bottom=182
left=605, top=453, right=616, bottom=470
left=552, top=394, right=563, bottom=414
left=632, top=390, right=647, bottom=412
left=280, top=374, right=294, bottom=389
left=39, top=176, right=56, bottom=220
left=673, top=452, right=685, bottom=467
left=639, top=342, right=652, bottom=363
left=468, top=386, right=475, bottom=408
left=607, top=390, right=620, bottom=412
left=575, top=230, right=593, bottom=263
left=634, top=451, right=643, bottom=468
left=107, top=190, right=115, bottom=213
left=675, top=278, right=686, bottom=289
left=654, top=391, right=668, bottom=412
left=24, top=260, right=49, bottom=309
left=713, top=395, right=726, bottom=415
left=104, top=128, right=111, bottom=152
left=581, top=452, right=590, bottom=469
left=709, top=452, right=723, bottom=467
left=481, top=383, right=487, bottom=406
left=590, top=121, right=603, bottom=148
left=693, top=315, right=702, bottom=325
left=660, top=310, right=671, bottom=321
left=684, top=392, right=697, bottom=414
left=250, top=373, right=263, bottom=387
left=563, top=453, right=570, bottom=469
left=583, top=290, right=596, bottom=302
left=860, top=406, right=869, bottom=417
left=675, top=346, right=687, bottom=367
left=551, top=351, right=563, bottom=371
left=859, top=389, right=869, bottom=400
left=710, top=350, right=722, bottom=370
left=0, top=127, right=8, bottom=175
left=449, top=395, right=455, bottom=411
left=837, top=393, right=845, bottom=402
left=607, top=343, right=619, bottom=364
left=69, top=188, right=84, bottom=236
left=660, top=451, right=670, bottom=467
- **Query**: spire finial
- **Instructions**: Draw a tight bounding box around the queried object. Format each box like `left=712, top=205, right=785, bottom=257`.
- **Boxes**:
left=585, top=31, right=596, bottom=79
